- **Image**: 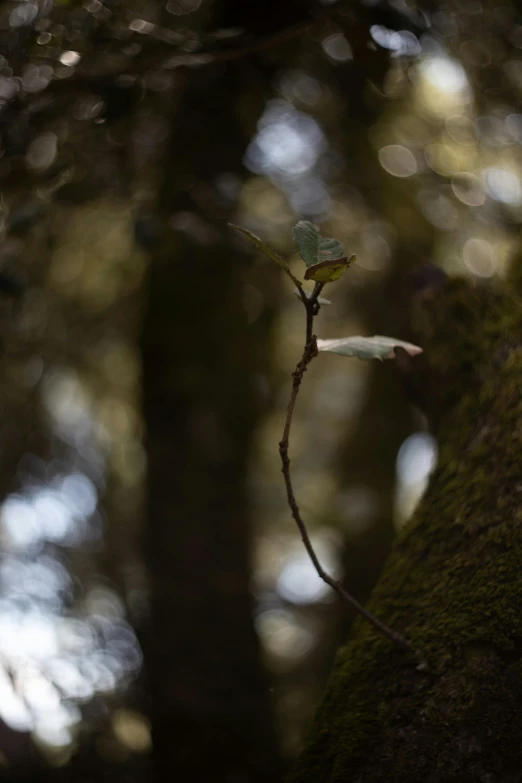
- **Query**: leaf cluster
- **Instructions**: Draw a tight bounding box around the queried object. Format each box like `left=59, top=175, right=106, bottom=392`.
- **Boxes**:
left=230, top=220, right=422, bottom=362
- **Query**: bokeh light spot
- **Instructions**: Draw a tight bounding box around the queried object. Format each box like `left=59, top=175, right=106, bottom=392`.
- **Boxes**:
left=378, top=145, right=417, bottom=178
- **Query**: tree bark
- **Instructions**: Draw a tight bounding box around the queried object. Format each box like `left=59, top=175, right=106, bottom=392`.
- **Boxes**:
left=140, top=62, right=282, bottom=782
left=290, top=277, right=522, bottom=783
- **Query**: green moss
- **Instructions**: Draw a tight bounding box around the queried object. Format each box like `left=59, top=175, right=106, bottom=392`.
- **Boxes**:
left=290, top=279, right=522, bottom=782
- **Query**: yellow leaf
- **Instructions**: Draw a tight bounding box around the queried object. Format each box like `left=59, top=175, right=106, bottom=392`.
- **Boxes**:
left=304, top=255, right=355, bottom=283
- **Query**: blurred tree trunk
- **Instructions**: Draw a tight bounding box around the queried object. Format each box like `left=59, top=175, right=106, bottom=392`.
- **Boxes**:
left=140, top=62, right=282, bottom=782
left=290, top=278, right=522, bottom=783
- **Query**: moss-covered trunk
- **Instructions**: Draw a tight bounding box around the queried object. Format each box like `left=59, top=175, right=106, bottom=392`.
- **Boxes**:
left=291, top=278, right=522, bottom=782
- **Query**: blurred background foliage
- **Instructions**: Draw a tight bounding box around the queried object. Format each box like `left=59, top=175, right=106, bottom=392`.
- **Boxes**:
left=0, top=0, right=520, bottom=780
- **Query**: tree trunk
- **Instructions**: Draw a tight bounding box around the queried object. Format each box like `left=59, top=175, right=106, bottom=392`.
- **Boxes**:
left=140, top=63, right=281, bottom=782
left=290, top=277, right=522, bottom=783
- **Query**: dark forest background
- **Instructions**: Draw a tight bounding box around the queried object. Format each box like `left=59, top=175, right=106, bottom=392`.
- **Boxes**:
left=0, top=0, right=520, bottom=780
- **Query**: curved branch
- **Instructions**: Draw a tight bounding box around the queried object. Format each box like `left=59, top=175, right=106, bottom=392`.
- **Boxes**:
left=278, top=285, right=426, bottom=664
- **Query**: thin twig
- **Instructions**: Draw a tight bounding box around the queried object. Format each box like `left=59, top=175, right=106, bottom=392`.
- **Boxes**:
left=278, top=284, right=426, bottom=664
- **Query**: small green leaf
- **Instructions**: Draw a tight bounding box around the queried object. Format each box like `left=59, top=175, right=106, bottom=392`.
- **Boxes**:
left=293, top=221, right=346, bottom=268
left=317, top=235, right=346, bottom=263
left=293, top=221, right=320, bottom=267
left=294, top=289, right=332, bottom=305
left=317, top=335, right=423, bottom=361
left=304, top=255, right=355, bottom=283
left=229, top=223, right=301, bottom=285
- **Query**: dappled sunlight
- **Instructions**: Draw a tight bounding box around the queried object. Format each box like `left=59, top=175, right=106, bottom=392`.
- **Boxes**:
left=245, top=100, right=330, bottom=218
left=256, top=609, right=315, bottom=662
left=276, top=533, right=341, bottom=605
left=0, top=0, right=521, bottom=774
left=0, top=186, right=146, bottom=762
left=245, top=101, right=326, bottom=180
left=1, top=473, right=98, bottom=550
left=0, top=580, right=142, bottom=747
left=395, top=432, right=438, bottom=525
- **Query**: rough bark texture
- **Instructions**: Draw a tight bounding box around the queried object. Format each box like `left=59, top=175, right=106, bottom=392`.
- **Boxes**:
left=290, top=277, right=522, bottom=782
